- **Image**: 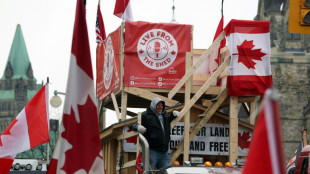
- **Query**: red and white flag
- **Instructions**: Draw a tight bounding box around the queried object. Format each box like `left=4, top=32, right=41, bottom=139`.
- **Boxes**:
left=96, top=27, right=121, bottom=100
left=0, top=85, right=49, bottom=173
left=47, top=0, right=104, bottom=173
left=96, top=3, right=106, bottom=43
left=242, top=88, right=285, bottom=174
left=113, top=0, right=133, bottom=21
left=224, top=20, right=273, bottom=96
left=209, top=16, right=226, bottom=75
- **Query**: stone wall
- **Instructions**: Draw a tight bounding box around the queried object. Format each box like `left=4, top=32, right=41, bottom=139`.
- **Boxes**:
left=271, top=57, right=310, bottom=162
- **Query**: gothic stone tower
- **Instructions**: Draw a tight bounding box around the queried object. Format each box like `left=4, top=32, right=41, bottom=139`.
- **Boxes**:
left=0, top=24, right=42, bottom=134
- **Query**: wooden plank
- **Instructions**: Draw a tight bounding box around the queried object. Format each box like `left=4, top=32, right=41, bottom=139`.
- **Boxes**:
left=136, top=113, right=141, bottom=158
left=124, top=87, right=179, bottom=107
left=171, top=56, right=230, bottom=128
left=229, top=96, right=238, bottom=163
left=121, top=91, right=128, bottom=121
left=111, top=92, right=121, bottom=120
left=168, top=31, right=226, bottom=99
left=117, top=131, right=139, bottom=141
left=183, top=52, right=192, bottom=162
left=170, top=88, right=228, bottom=162
left=250, top=97, right=258, bottom=125
left=116, top=160, right=136, bottom=170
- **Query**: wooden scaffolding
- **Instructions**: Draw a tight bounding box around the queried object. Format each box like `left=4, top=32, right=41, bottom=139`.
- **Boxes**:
left=98, top=25, right=258, bottom=174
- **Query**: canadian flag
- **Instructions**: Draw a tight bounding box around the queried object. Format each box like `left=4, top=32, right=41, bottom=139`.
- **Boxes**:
left=0, top=84, right=49, bottom=173
left=224, top=20, right=273, bottom=96
left=47, top=0, right=104, bottom=173
left=113, top=0, right=133, bottom=21
left=242, top=88, right=285, bottom=174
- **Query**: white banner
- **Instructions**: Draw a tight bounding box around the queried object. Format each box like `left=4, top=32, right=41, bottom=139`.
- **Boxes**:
left=123, top=123, right=252, bottom=156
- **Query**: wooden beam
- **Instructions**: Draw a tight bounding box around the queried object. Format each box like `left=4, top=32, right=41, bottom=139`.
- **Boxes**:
left=116, top=160, right=136, bottom=170
left=170, top=88, right=228, bottom=162
left=121, top=91, right=128, bottom=121
left=137, top=113, right=141, bottom=158
left=250, top=97, right=258, bottom=125
left=111, top=92, right=121, bottom=120
left=183, top=52, right=192, bottom=162
left=117, top=131, right=138, bottom=141
left=171, top=56, right=230, bottom=128
left=229, top=96, right=238, bottom=163
left=124, top=87, right=179, bottom=107
left=168, top=31, right=226, bottom=99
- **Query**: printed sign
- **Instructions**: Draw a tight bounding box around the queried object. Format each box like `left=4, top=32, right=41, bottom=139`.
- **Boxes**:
left=123, top=123, right=252, bottom=156
left=124, top=21, right=192, bottom=88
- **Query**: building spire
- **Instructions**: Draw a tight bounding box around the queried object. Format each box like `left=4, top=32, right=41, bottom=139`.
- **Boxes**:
left=1, top=24, right=33, bottom=80
left=170, top=0, right=177, bottom=23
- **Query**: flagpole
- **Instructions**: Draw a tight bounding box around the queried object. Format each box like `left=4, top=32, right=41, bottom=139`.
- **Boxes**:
left=46, top=77, right=50, bottom=164
left=221, top=0, right=224, bottom=17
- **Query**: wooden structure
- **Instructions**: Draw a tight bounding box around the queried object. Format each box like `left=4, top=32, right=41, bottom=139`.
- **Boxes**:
left=99, top=26, right=258, bottom=173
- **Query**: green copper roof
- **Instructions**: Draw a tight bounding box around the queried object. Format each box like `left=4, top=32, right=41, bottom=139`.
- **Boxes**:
left=0, top=90, right=15, bottom=100
left=0, top=89, right=37, bottom=100
left=1, top=24, right=31, bottom=80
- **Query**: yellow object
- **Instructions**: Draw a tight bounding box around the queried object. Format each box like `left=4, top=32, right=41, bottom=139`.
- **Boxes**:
left=204, top=161, right=212, bottom=166
left=289, top=0, right=310, bottom=34
left=225, top=162, right=232, bottom=167
left=172, top=161, right=180, bottom=165
left=215, top=162, right=223, bottom=167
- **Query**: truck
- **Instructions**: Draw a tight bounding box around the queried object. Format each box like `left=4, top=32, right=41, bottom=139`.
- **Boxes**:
left=137, top=133, right=243, bottom=174
left=291, top=145, right=310, bottom=174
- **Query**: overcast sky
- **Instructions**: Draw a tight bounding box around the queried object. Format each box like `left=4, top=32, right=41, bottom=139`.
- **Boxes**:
left=0, top=0, right=258, bottom=126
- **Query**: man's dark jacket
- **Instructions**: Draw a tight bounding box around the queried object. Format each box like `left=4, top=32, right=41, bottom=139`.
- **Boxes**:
left=141, top=106, right=176, bottom=152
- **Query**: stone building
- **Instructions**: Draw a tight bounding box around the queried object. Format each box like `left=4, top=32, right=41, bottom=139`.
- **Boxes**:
left=256, top=0, right=310, bottom=162
left=0, top=24, right=42, bottom=133
left=0, top=24, right=58, bottom=159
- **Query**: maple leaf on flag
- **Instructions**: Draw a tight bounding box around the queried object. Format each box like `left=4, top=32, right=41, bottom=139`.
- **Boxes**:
left=61, top=96, right=103, bottom=173
left=125, top=126, right=137, bottom=144
left=238, top=131, right=251, bottom=150
left=232, top=40, right=266, bottom=69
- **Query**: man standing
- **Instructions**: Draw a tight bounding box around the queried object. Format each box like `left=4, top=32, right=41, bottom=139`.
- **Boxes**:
left=133, top=97, right=180, bottom=171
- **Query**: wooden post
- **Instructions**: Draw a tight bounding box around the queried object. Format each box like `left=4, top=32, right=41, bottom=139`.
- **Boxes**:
left=250, top=97, right=258, bottom=125
left=136, top=112, right=141, bottom=158
left=111, top=92, right=121, bottom=120
left=183, top=52, right=192, bottom=162
left=229, top=96, right=238, bottom=163
left=121, top=91, right=128, bottom=121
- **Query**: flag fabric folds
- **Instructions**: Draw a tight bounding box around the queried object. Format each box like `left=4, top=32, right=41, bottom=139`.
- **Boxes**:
left=209, top=16, right=226, bottom=75
left=0, top=84, right=49, bottom=173
left=96, top=4, right=106, bottom=43
left=96, top=27, right=121, bottom=100
left=113, top=0, right=133, bottom=21
left=135, top=152, right=144, bottom=174
left=224, top=19, right=273, bottom=96
left=242, top=88, right=285, bottom=174
left=47, top=0, right=104, bottom=173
